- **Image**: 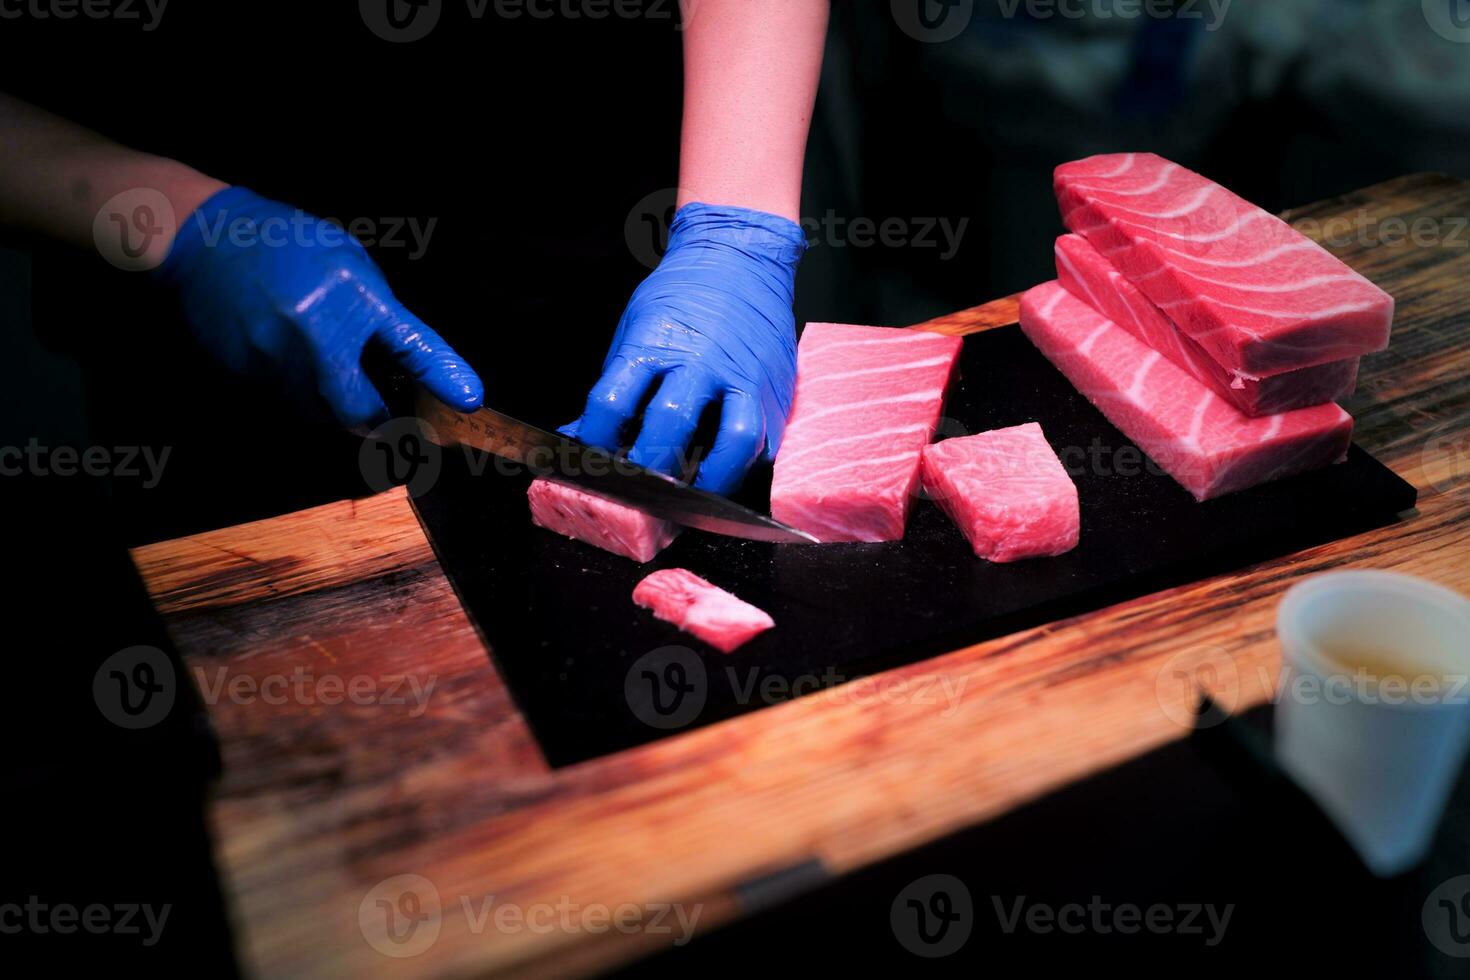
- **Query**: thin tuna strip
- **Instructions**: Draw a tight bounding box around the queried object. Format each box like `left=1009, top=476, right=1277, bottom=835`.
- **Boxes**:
left=1019, top=282, right=1354, bottom=502
left=770, top=322, right=964, bottom=542
left=1054, top=152, right=1393, bottom=377
left=1055, top=234, right=1359, bottom=416
left=632, top=569, right=774, bottom=653
left=528, top=479, right=677, bottom=563
left=921, top=422, right=1080, bottom=562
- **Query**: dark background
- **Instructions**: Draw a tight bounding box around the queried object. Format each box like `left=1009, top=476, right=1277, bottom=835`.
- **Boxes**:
left=1, top=0, right=1468, bottom=973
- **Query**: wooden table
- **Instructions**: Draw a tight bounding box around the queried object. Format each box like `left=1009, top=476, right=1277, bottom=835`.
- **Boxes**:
left=132, top=174, right=1470, bottom=978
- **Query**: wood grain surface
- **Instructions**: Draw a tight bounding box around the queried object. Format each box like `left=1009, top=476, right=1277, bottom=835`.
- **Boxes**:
left=131, top=174, right=1470, bottom=979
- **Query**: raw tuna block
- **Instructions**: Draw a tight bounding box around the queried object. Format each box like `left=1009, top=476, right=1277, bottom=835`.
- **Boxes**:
left=771, top=323, right=964, bottom=542
left=527, top=478, right=677, bottom=563
left=1055, top=234, right=1359, bottom=416
left=632, top=569, right=774, bottom=653
left=921, top=422, right=1080, bottom=562
left=1019, top=282, right=1354, bottom=502
left=1055, top=152, right=1393, bottom=376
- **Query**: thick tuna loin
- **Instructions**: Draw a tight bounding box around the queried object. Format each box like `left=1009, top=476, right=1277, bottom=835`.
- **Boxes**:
left=632, top=569, right=774, bottom=653
left=921, top=422, right=1080, bottom=562
left=1019, top=282, right=1354, bottom=502
left=528, top=478, right=677, bottom=563
left=1055, top=152, right=1393, bottom=377
left=771, top=322, right=964, bottom=542
left=1055, top=234, right=1359, bottom=416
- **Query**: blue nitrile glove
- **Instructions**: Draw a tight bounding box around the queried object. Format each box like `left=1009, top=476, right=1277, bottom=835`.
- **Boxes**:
left=155, top=186, right=483, bottom=428
left=563, top=202, right=807, bottom=496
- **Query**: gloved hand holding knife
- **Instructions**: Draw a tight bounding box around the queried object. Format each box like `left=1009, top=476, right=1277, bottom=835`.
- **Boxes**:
left=0, top=92, right=484, bottom=433
left=563, top=0, right=829, bottom=496
left=155, top=186, right=483, bottom=430
left=562, top=203, right=806, bottom=496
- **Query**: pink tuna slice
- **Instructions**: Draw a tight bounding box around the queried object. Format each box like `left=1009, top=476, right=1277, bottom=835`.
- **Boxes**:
left=1054, top=152, right=1393, bottom=377
left=632, top=569, right=774, bottom=653
left=1054, top=234, right=1359, bottom=416
left=1019, top=282, right=1354, bottom=502
left=770, top=322, right=964, bottom=542
left=921, top=422, right=1080, bottom=562
left=527, top=478, right=677, bottom=563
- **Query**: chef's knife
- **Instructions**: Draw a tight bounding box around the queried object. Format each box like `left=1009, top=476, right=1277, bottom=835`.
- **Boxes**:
left=412, top=389, right=819, bottom=544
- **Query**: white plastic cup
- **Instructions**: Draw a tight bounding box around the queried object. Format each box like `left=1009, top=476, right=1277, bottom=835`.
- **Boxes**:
left=1275, top=571, right=1470, bottom=877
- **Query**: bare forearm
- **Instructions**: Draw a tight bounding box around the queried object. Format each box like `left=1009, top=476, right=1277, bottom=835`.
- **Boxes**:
left=0, top=92, right=225, bottom=266
left=676, top=0, right=829, bottom=222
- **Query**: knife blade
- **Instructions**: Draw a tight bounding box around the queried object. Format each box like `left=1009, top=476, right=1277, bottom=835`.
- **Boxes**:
left=412, top=390, right=819, bottom=544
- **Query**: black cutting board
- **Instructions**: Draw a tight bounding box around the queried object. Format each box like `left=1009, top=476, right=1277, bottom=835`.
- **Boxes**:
left=410, top=325, right=1417, bottom=767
